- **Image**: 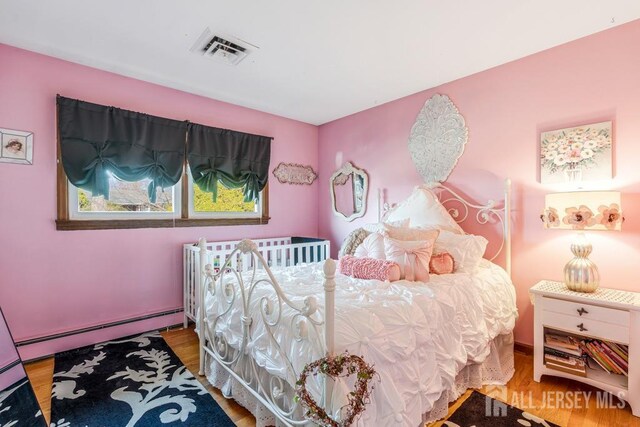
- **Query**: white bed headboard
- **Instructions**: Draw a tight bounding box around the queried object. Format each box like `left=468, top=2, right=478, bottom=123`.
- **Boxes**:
left=378, top=178, right=512, bottom=278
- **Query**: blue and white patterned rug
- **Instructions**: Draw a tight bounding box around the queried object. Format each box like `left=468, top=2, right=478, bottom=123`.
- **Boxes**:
left=0, top=378, right=46, bottom=426
left=50, top=332, right=235, bottom=426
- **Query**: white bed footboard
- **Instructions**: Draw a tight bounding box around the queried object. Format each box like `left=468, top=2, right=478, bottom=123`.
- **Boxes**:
left=184, top=237, right=330, bottom=328
left=197, top=238, right=336, bottom=426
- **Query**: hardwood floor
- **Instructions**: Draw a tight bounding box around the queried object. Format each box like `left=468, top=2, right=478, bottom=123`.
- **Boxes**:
left=24, top=327, right=640, bottom=427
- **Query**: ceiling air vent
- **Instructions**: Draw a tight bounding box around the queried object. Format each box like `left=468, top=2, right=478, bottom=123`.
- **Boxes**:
left=190, top=28, right=258, bottom=66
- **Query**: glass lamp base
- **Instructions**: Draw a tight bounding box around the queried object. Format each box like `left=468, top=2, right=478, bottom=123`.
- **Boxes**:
left=564, top=233, right=599, bottom=293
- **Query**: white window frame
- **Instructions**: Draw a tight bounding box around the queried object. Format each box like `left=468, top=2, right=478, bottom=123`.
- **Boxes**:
left=68, top=179, right=182, bottom=220
left=67, top=172, right=263, bottom=221
left=186, top=169, right=262, bottom=219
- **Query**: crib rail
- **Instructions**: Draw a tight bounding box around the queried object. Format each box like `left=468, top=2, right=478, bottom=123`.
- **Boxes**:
left=183, top=237, right=330, bottom=328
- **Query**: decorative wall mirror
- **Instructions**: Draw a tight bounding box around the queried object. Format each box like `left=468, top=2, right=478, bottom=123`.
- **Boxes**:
left=0, top=307, right=46, bottom=426
left=330, top=162, right=369, bottom=221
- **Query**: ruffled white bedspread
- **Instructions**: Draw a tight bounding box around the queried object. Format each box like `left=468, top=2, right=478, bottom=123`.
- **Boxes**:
left=202, top=259, right=518, bottom=426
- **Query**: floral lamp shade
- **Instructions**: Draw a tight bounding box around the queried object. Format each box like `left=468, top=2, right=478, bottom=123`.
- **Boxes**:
left=541, top=191, right=623, bottom=231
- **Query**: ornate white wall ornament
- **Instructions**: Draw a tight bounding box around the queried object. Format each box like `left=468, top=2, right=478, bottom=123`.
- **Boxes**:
left=272, top=162, right=318, bottom=185
left=408, top=94, right=468, bottom=186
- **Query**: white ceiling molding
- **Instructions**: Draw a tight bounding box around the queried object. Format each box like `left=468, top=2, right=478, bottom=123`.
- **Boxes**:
left=0, top=1, right=638, bottom=125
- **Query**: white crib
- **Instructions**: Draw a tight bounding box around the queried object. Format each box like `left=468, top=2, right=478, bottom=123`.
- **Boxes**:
left=182, top=237, right=330, bottom=328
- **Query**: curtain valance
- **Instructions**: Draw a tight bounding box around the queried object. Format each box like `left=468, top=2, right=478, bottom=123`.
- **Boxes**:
left=57, top=96, right=187, bottom=202
left=58, top=95, right=273, bottom=204
left=188, top=124, right=272, bottom=202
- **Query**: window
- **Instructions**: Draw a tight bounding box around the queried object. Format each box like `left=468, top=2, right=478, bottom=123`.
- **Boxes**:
left=65, top=172, right=264, bottom=219
left=69, top=173, right=180, bottom=220
left=187, top=170, right=262, bottom=219
left=57, top=171, right=269, bottom=230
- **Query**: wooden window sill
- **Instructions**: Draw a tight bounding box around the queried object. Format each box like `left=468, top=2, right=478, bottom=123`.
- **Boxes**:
left=55, top=217, right=271, bottom=231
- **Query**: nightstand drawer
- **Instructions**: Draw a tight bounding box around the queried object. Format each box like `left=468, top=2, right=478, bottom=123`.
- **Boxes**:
left=541, top=310, right=629, bottom=344
left=542, top=296, right=629, bottom=326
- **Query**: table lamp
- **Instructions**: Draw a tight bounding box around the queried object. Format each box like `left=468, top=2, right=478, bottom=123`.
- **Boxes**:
left=541, top=191, right=623, bottom=293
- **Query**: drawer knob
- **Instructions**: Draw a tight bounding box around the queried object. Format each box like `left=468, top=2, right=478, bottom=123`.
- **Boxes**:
left=577, top=307, right=589, bottom=316
left=577, top=323, right=588, bottom=332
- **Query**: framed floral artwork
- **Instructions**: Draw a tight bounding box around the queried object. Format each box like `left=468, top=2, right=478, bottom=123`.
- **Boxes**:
left=540, top=121, right=612, bottom=184
left=0, top=128, right=33, bottom=165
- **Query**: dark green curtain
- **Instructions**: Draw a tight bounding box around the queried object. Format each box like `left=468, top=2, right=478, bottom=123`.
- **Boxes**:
left=188, top=123, right=271, bottom=202
left=57, top=96, right=187, bottom=202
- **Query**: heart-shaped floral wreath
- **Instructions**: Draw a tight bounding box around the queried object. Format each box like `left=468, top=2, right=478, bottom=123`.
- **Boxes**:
left=294, top=352, right=377, bottom=427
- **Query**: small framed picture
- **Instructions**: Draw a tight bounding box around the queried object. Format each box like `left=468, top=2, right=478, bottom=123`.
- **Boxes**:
left=0, top=128, right=33, bottom=165
left=540, top=121, right=612, bottom=184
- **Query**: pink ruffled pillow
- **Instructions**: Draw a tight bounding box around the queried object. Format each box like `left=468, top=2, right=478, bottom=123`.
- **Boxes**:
left=429, top=252, right=455, bottom=275
left=339, top=255, right=401, bottom=282
left=383, top=237, right=435, bottom=282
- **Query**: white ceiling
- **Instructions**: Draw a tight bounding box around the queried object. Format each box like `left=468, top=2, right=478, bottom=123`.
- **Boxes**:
left=1, top=1, right=639, bottom=125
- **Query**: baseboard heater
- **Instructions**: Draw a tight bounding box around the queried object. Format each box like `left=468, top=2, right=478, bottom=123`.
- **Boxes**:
left=0, top=359, right=21, bottom=375
left=15, top=308, right=183, bottom=347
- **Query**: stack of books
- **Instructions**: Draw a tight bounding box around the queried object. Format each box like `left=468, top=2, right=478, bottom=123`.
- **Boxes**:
left=579, top=339, right=629, bottom=376
left=544, top=333, right=587, bottom=377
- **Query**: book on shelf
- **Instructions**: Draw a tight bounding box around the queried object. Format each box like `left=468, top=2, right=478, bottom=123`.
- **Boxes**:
left=543, top=331, right=630, bottom=377
left=545, top=360, right=587, bottom=377
left=580, top=342, right=611, bottom=373
left=593, top=341, right=627, bottom=376
left=597, top=343, right=624, bottom=374
left=544, top=333, right=582, bottom=356
left=543, top=347, right=574, bottom=358
left=578, top=339, right=629, bottom=377
left=599, top=342, right=628, bottom=371
left=544, top=354, right=586, bottom=370
left=546, top=333, right=580, bottom=351
left=608, top=342, right=629, bottom=362
left=543, top=341, right=587, bottom=376
left=544, top=343, right=582, bottom=357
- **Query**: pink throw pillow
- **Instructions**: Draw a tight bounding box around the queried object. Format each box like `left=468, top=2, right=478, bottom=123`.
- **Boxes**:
left=383, top=237, right=435, bottom=282
left=339, top=255, right=401, bottom=282
left=429, top=252, right=455, bottom=275
left=383, top=223, right=440, bottom=242
left=353, top=232, right=386, bottom=259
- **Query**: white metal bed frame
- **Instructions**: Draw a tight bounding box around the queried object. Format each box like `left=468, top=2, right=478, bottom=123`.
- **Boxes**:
left=197, top=178, right=512, bottom=426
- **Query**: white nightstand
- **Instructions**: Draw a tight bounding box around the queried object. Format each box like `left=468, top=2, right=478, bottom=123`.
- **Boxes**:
left=530, top=280, right=640, bottom=416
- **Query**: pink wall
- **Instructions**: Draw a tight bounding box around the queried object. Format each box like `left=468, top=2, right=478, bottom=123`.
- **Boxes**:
left=0, top=44, right=319, bottom=359
left=3, top=20, right=640, bottom=358
left=318, top=20, right=640, bottom=346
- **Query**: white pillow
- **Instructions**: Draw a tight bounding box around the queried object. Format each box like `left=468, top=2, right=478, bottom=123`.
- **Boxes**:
left=385, top=185, right=464, bottom=234
left=353, top=232, right=386, bottom=260
left=434, top=230, right=488, bottom=273
left=362, top=218, right=409, bottom=234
